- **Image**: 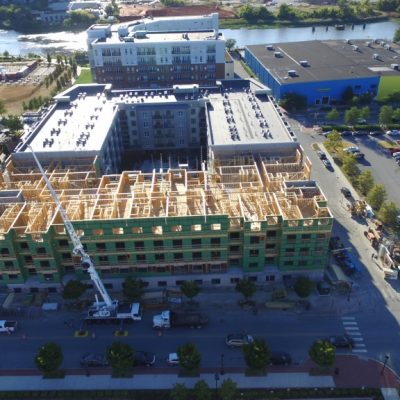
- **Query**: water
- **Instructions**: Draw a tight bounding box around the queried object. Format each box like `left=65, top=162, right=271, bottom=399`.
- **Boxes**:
left=0, top=20, right=398, bottom=56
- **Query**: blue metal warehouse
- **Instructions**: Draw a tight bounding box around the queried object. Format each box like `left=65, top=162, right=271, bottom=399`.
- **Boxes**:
left=245, top=40, right=400, bottom=105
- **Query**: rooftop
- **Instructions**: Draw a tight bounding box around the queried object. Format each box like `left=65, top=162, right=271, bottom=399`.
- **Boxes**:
left=246, top=39, right=400, bottom=84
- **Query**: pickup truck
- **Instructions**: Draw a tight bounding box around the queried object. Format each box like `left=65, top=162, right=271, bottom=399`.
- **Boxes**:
left=0, top=320, right=18, bottom=333
left=153, top=310, right=208, bottom=329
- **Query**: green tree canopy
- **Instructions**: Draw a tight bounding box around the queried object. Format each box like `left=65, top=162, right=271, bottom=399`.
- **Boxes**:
left=2, top=114, right=23, bottom=133
left=378, top=202, right=399, bottom=225
left=395, top=27, right=400, bottom=43
left=326, top=108, right=339, bottom=121
left=219, top=379, right=238, bottom=400
left=123, top=277, right=144, bottom=302
left=366, top=184, right=387, bottom=211
left=0, top=100, right=5, bottom=115
left=62, top=279, right=86, bottom=300
left=393, top=108, right=400, bottom=121
left=309, top=340, right=335, bottom=367
left=177, top=342, right=201, bottom=372
left=193, top=380, right=212, bottom=400
left=293, top=276, right=314, bottom=298
left=325, top=130, right=343, bottom=152
left=235, top=279, right=256, bottom=300
left=170, top=383, right=189, bottom=400
left=243, top=338, right=270, bottom=370
left=277, top=3, right=297, bottom=19
left=344, top=107, right=360, bottom=125
left=356, top=169, right=374, bottom=195
left=225, top=38, right=236, bottom=51
left=35, top=342, right=63, bottom=375
left=379, top=105, right=394, bottom=125
left=279, top=93, right=307, bottom=111
left=180, top=280, right=200, bottom=300
left=106, top=342, right=134, bottom=377
left=341, top=154, right=360, bottom=179
left=360, top=105, right=370, bottom=120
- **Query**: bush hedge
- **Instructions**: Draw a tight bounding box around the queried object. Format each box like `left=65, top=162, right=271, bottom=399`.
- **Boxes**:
left=0, top=387, right=383, bottom=399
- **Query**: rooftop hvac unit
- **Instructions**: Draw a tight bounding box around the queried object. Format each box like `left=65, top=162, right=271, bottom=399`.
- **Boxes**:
left=288, top=70, right=297, bottom=77
left=274, top=51, right=282, bottom=58
left=299, top=60, right=308, bottom=67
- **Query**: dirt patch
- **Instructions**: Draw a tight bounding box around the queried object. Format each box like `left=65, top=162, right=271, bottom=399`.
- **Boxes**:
left=119, top=5, right=236, bottom=19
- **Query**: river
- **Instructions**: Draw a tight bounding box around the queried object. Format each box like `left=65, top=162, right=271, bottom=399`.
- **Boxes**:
left=0, top=20, right=398, bottom=56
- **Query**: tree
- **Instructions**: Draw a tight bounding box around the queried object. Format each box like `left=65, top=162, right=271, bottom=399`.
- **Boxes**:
left=235, top=279, right=256, bottom=300
left=106, top=342, right=134, bottom=377
left=393, top=108, right=400, bottom=121
left=356, top=170, right=374, bottom=195
left=344, top=107, right=360, bottom=125
left=309, top=340, right=335, bottom=367
left=225, top=38, right=236, bottom=51
left=62, top=279, right=86, bottom=300
left=3, top=114, right=23, bottom=134
left=394, top=27, right=400, bottom=43
left=341, top=154, right=360, bottom=179
left=219, top=379, right=238, bottom=400
left=293, top=276, right=314, bottom=298
left=180, top=280, right=200, bottom=301
left=277, top=3, right=296, bottom=19
left=35, top=342, right=63, bottom=376
left=326, top=108, right=339, bottom=121
left=279, top=93, right=307, bottom=111
left=360, top=105, right=370, bottom=120
left=379, top=105, right=394, bottom=125
left=378, top=202, right=399, bottom=225
left=177, top=342, right=201, bottom=372
left=325, top=130, right=343, bottom=152
left=193, top=380, right=212, bottom=400
left=0, top=100, right=5, bottom=115
left=341, top=86, right=354, bottom=104
left=47, top=53, right=51, bottom=64
left=243, top=338, right=270, bottom=370
left=366, top=184, right=387, bottom=211
left=170, top=383, right=189, bottom=400
left=123, top=277, right=144, bottom=302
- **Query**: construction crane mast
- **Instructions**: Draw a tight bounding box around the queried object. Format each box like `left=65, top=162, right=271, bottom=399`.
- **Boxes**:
left=28, top=146, right=117, bottom=316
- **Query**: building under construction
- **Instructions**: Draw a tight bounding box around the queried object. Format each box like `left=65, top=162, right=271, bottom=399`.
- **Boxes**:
left=0, top=81, right=333, bottom=290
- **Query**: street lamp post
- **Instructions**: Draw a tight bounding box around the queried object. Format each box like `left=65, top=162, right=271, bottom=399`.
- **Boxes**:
left=381, top=355, right=389, bottom=376
left=214, top=373, right=220, bottom=400
left=220, top=353, right=224, bottom=375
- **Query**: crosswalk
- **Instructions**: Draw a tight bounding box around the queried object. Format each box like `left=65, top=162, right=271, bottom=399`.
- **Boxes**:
left=341, top=316, right=367, bottom=353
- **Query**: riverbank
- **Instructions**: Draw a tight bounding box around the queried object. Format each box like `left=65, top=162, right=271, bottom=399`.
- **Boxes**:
left=219, top=14, right=390, bottom=29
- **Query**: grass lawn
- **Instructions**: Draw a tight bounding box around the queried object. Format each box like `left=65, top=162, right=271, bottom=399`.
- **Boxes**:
left=377, top=75, right=400, bottom=100
left=75, top=68, right=93, bottom=84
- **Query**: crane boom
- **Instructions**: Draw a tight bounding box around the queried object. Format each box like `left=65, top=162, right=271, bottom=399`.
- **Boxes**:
left=28, top=146, right=114, bottom=309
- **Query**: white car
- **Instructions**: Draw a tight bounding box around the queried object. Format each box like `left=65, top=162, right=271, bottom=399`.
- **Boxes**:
left=392, top=152, right=400, bottom=158
left=344, top=146, right=360, bottom=153
left=166, top=353, right=179, bottom=366
left=386, top=130, right=400, bottom=136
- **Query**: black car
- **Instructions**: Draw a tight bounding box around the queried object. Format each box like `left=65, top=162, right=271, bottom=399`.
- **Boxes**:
left=317, top=151, right=327, bottom=160
left=225, top=333, right=254, bottom=347
left=328, top=334, right=354, bottom=349
left=80, top=353, right=109, bottom=367
left=340, top=187, right=352, bottom=198
left=270, top=352, right=292, bottom=365
left=134, top=351, right=156, bottom=366
left=322, top=159, right=333, bottom=170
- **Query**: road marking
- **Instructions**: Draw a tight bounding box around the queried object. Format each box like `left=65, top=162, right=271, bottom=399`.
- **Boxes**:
left=352, top=349, right=368, bottom=353
left=342, top=321, right=358, bottom=325
left=344, top=326, right=360, bottom=331
left=352, top=337, right=364, bottom=341
left=341, top=317, right=356, bottom=320
left=355, top=343, right=366, bottom=348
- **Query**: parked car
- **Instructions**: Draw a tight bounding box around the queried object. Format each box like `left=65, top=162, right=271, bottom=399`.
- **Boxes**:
left=392, top=152, right=400, bottom=158
left=322, top=159, right=333, bottom=170
left=225, top=333, right=254, bottom=347
left=328, top=334, right=354, bottom=349
left=369, top=131, right=382, bottom=136
left=166, top=353, right=180, bottom=366
left=322, top=131, right=332, bottom=137
left=134, top=351, right=156, bottom=366
left=270, top=352, right=292, bottom=366
left=317, top=151, right=327, bottom=160
left=386, top=130, right=400, bottom=136
left=340, top=187, right=352, bottom=198
left=80, top=354, right=109, bottom=367
left=344, top=146, right=360, bottom=153
left=353, top=152, right=365, bottom=159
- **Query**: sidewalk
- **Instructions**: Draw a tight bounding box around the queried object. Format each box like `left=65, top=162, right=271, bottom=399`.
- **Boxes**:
left=0, top=355, right=397, bottom=391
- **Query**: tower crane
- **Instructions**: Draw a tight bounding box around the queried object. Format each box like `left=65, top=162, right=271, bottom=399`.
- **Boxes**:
left=28, top=146, right=118, bottom=317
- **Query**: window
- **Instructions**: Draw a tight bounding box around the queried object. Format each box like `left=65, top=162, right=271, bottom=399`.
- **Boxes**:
left=192, top=252, right=202, bottom=260
left=249, top=249, right=259, bottom=257
left=173, top=239, right=182, bottom=248
left=230, top=245, right=240, bottom=252
left=92, top=229, right=104, bottom=236
left=230, top=277, right=240, bottom=284
left=118, top=255, right=129, bottom=263
left=58, top=239, right=68, bottom=247
left=250, top=222, right=261, bottom=232
left=192, top=238, right=202, bottom=247
left=136, top=254, right=146, bottom=261
left=285, top=248, right=295, bottom=253
left=135, top=241, right=145, bottom=250
left=211, top=251, right=221, bottom=259
left=302, top=234, right=311, bottom=240
left=248, top=262, right=258, bottom=268
left=286, top=234, right=296, bottom=241
left=155, top=254, right=165, bottom=261
left=132, top=227, right=143, bottom=234
left=229, top=232, right=240, bottom=240
left=116, top=242, right=125, bottom=250
left=298, top=260, right=308, bottom=266
left=171, top=225, right=183, bottom=232
left=4, top=261, right=13, bottom=268
left=265, top=275, right=275, bottom=282
left=250, top=236, right=260, bottom=244
left=211, top=278, right=220, bottom=285
left=211, top=223, right=221, bottom=231
left=158, top=281, right=167, bottom=287
left=96, top=243, right=106, bottom=251
left=265, top=257, right=275, bottom=264
left=24, top=255, right=33, bottom=263
left=36, top=247, right=46, bottom=254
left=154, top=240, right=163, bottom=249
left=99, top=255, right=109, bottom=263
left=40, top=260, right=50, bottom=268
left=211, top=238, right=220, bottom=246
left=265, top=243, right=275, bottom=250
left=191, top=224, right=202, bottom=232
left=61, top=252, right=71, bottom=260
left=112, top=227, right=124, bottom=235
left=0, top=248, right=9, bottom=255
left=300, top=247, right=309, bottom=253
left=174, top=253, right=183, bottom=260
left=317, top=233, right=327, bottom=240
left=249, top=276, right=258, bottom=282
left=266, top=230, right=277, bottom=238
left=284, top=261, right=294, bottom=266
